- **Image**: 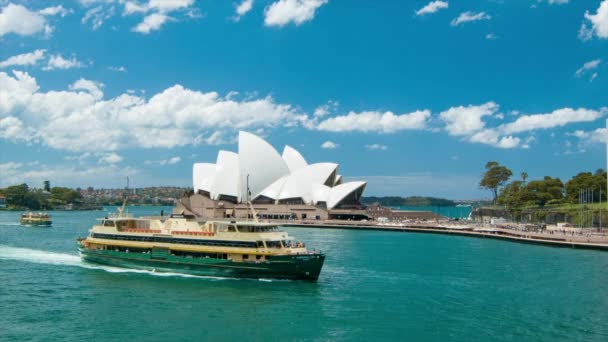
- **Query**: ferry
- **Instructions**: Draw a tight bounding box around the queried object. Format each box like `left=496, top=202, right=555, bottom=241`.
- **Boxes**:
left=20, top=212, right=52, bottom=226
left=77, top=205, right=325, bottom=281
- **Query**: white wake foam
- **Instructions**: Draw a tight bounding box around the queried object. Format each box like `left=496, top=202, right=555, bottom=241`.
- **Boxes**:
left=0, top=245, right=265, bottom=282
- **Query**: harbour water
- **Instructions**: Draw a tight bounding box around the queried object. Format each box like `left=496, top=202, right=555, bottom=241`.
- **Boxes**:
left=1, top=207, right=607, bottom=341
left=394, top=205, right=473, bottom=219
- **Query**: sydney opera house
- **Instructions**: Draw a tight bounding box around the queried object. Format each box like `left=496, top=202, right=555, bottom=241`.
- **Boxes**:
left=174, top=131, right=370, bottom=220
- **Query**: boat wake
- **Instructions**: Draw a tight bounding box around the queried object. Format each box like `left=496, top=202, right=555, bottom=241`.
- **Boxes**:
left=0, top=245, right=270, bottom=282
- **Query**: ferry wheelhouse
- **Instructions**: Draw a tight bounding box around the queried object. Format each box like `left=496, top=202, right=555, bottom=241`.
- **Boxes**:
left=77, top=209, right=325, bottom=281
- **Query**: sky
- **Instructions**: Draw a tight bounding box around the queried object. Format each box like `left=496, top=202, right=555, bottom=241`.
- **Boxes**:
left=0, top=0, right=607, bottom=200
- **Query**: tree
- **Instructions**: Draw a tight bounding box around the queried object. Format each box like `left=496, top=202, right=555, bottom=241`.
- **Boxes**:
left=480, top=161, right=513, bottom=204
left=43, top=180, right=51, bottom=192
left=521, top=172, right=528, bottom=184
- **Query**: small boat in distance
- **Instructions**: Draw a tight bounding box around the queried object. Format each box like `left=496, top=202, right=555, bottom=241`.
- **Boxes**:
left=77, top=203, right=325, bottom=281
left=20, top=212, right=52, bottom=226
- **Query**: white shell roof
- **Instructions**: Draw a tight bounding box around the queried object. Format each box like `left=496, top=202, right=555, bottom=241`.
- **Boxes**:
left=238, top=131, right=290, bottom=200
left=282, top=145, right=308, bottom=173
left=277, top=163, right=338, bottom=203
left=212, top=150, right=239, bottom=200
left=193, top=163, right=216, bottom=193
left=192, top=131, right=367, bottom=209
left=327, top=181, right=367, bottom=209
left=257, top=176, right=287, bottom=201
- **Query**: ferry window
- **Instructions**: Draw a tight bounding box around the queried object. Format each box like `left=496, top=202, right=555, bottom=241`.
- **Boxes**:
left=243, top=254, right=249, bottom=260
left=256, top=255, right=262, bottom=260
left=228, top=225, right=236, bottom=232
left=103, top=220, right=114, bottom=227
left=266, top=241, right=281, bottom=248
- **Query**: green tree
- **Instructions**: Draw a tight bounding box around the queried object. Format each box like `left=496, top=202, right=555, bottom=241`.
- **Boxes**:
left=43, top=180, right=51, bottom=192
left=565, top=171, right=606, bottom=203
left=521, top=172, right=528, bottom=184
left=480, top=161, right=513, bottom=204
left=50, top=187, right=82, bottom=205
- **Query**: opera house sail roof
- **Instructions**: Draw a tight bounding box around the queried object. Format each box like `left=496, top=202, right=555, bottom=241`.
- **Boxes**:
left=193, top=131, right=366, bottom=210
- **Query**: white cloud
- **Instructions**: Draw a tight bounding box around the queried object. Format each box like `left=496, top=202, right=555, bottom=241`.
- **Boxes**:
left=133, top=13, right=169, bottom=34
left=317, top=110, right=430, bottom=133
left=416, top=1, right=448, bottom=16
left=234, top=0, right=254, bottom=21
left=144, top=156, right=182, bottom=165
left=439, top=102, right=499, bottom=136
left=79, top=0, right=195, bottom=33
left=109, top=65, right=127, bottom=72
left=468, top=129, right=520, bottom=149
left=575, top=59, right=601, bottom=80
left=313, top=100, right=338, bottom=117
left=451, top=11, right=491, bottom=26
left=43, top=54, right=85, bottom=71
left=569, top=127, right=607, bottom=144
left=502, top=108, right=607, bottom=134
left=579, top=0, right=608, bottom=40
left=321, top=141, right=338, bottom=149
left=39, top=5, right=70, bottom=17
left=69, top=78, right=104, bottom=100
left=538, top=0, right=569, bottom=4
left=0, top=3, right=52, bottom=37
left=0, top=161, right=138, bottom=188
left=81, top=5, right=115, bottom=30
left=98, top=152, right=123, bottom=164
left=485, top=33, right=497, bottom=40
left=264, top=0, right=328, bottom=27
left=0, top=70, right=308, bottom=152
left=364, top=144, right=388, bottom=151
left=0, top=49, right=46, bottom=68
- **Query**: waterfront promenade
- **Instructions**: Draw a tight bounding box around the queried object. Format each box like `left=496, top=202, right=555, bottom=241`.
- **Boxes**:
left=283, top=220, right=608, bottom=251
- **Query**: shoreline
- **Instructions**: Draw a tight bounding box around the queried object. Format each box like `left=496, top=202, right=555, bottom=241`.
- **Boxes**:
left=283, top=221, right=608, bottom=252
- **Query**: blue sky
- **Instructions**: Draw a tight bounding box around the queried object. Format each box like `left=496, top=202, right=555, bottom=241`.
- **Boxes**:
left=1, top=0, right=607, bottom=199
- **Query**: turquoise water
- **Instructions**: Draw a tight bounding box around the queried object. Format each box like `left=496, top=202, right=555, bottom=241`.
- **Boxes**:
left=393, top=205, right=473, bottom=219
left=1, top=206, right=608, bottom=341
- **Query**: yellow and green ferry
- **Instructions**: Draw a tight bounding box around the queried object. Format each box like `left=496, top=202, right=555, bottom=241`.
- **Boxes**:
left=77, top=208, right=325, bottom=281
left=20, top=212, right=52, bottom=226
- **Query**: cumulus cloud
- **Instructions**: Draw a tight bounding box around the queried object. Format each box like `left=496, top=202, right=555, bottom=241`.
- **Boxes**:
left=364, top=144, right=388, bottom=151
left=579, top=0, right=608, bottom=40
left=0, top=161, right=138, bottom=188
left=264, top=0, right=328, bottom=27
left=537, top=0, right=568, bottom=4
left=0, top=49, right=46, bottom=68
left=501, top=108, right=607, bottom=134
left=0, top=3, right=53, bottom=37
left=317, top=110, right=430, bottom=133
left=234, top=0, right=254, bottom=21
left=439, top=102, right=499, bottom=136
left=144, top=156, right=182, bottom=165
left=0, top=70, right=308, bottom=152
left=81, top=5, right=115, bottom=30
left=575, top=59, right=601, bottom=80
left=39, top=5, right=70, bottom=17
left=313, top=100, right=338, bottom=117
left=415, top=1, right=448, bottom=16
left=133, top=13, right=169, bottom=34
left=321, top=141, right=338, bottom=149
left=79, top=0, right=195, bottom=33
left=108, top=65, right=127, bottom=72
left=98, top=152, right=123, bottom=164
left=569, top=127, right=607, bottom=144
left=43, top=54, right=85, bottom=71
left=451, top=11, right=491, bottom=26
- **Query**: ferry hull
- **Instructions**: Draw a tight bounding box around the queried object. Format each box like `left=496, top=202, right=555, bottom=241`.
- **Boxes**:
left=78, top=247, right=325, bottom=281
left=20, top=219, right=52, bottom=227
